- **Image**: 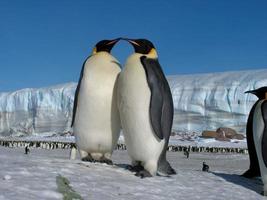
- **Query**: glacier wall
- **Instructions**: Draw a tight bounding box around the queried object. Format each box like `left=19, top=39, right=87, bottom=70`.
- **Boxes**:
left=169, top=69, right=267, bottom=133
left=0, top=69, right=267, bottom=136
left=0, top=83, right=76, bottom=136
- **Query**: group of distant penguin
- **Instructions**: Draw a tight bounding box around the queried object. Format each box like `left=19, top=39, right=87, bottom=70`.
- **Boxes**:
left=70, top=37, right=267, bottom=193
left=71, top=38, right=175, bottom=178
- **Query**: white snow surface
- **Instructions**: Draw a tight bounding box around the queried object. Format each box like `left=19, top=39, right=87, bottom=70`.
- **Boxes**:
left=0, top=146, right=264, bottom=200
left=0, top=69, right=267, bottom=136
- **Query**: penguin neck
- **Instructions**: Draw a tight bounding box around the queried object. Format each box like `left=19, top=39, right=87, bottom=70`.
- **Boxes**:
left=128, top=53, right=144, bottom=60
left=93, top=51, right=111, bottom=57
left=91, top=51, right=118, bottom=62
left=129, top=52, right=158, bottom=60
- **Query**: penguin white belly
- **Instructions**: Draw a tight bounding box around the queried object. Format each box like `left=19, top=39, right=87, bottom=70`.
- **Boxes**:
left=118, top=54, right=165, bottom=170
left=253, top=100, right=267, bottom=194
left=74, top=53, right=121, bottom=157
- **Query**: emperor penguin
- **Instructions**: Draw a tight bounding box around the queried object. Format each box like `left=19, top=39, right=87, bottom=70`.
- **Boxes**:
left=117, top=38, right=176, bottom=177
left=251, top=88, right=267, bottom=195
left=242, top=87, right=267, bottom=178
left=71, top=38, right=121, bottom=164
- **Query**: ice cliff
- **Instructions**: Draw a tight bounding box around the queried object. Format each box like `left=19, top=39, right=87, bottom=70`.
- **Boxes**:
left=169, top=69, right=267, bottom=133
left=0, top=83, right=76, bottom=136
left=0, top=69, right=267, bottom=136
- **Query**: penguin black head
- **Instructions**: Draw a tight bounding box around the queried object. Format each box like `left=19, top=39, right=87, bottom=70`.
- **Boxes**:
left=122, top=38, right=158, bottom=58
left=93, top=38, right=121, bottom=54
left=245, top=87, right=267, bottom=99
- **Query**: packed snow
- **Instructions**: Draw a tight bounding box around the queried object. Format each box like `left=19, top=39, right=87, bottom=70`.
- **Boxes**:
left=0, top=146, right=264, bottom=200
left=0, top=69, right=267, bottom=136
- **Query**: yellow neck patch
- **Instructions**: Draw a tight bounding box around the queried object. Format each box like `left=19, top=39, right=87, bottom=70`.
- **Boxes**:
left=92, top=47, right=97, bottom=55
left=147, top=48, right=158, bottom=59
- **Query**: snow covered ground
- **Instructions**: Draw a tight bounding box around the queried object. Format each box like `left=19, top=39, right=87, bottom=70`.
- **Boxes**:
left=0, top=146, right=264, bottom=200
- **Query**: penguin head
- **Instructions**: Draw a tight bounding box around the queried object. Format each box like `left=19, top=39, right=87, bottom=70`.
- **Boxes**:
left=92, top=38, right=121, bottom=54
left=122, top=38, right=158, bottom=58
left=245, top=86, right=267, bottom=99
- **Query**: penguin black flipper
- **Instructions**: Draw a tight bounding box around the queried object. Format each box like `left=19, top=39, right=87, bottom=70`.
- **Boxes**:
left=71, top=58, right=88, bottom=127
left=242, top=100, right=261, bottom=178
left=261, top=100, right=267, bottom=167
left=140, top=56, right=174, bottom=141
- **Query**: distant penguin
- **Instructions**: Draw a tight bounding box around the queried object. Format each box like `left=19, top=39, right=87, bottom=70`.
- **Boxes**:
left=252, top=92, right=267, bottom=195
left=117, top=38, right=176, bottom=177
left=25, top=145, right=30, bottom=154
left=184, top=149, right=190, bottom=158
left=69, top=144, right=77, bottom=160
left=72, top=38, right=121, bottom=164
left=202, top=162, right=209, bottom=172
left=242, top=87, right=267, bottom=178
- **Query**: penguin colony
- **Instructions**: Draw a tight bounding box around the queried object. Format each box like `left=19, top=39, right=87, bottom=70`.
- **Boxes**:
left=0, top=139, right=248, bottom=154
left=0, top=140, right=74, bottom=149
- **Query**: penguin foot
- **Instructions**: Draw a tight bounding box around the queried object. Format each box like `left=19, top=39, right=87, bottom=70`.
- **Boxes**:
left=166, top=166, right=176, bottom=175
left=241, top=169, right=260, bottom=178
left=158, top=160, right=176, bottom=175
left=127, top=164, right=144, bottom=172
left=81, top=155, right=95, bottom=162
left=135, top=170, right=152, bottom=178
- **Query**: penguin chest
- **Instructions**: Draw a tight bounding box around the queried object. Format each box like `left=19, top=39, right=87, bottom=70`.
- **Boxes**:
left=118, top=56, right=165, bottom=162
left=74, top=55, right=121, bottom=152
left=253, top=102, right=265, bottom=145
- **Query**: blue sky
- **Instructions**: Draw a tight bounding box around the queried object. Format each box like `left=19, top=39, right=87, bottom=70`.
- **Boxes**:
left=0, top=0, right=266, bottom=92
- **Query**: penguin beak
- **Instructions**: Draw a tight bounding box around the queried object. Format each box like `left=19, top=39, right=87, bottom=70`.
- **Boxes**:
left=106, top=38, right=121, bottom=46
left=245, top=89, right=257, bottom=94
left=121, top=38, right=140, bottom=47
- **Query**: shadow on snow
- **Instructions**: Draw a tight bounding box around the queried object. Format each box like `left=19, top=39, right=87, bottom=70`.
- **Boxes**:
left=212, top=172, right=263, bottom=195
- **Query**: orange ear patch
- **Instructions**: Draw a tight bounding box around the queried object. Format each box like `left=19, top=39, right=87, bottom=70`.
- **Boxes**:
left=92, top=47, right=97, bottom=55
left=147, top=48, right=158, bottom=59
